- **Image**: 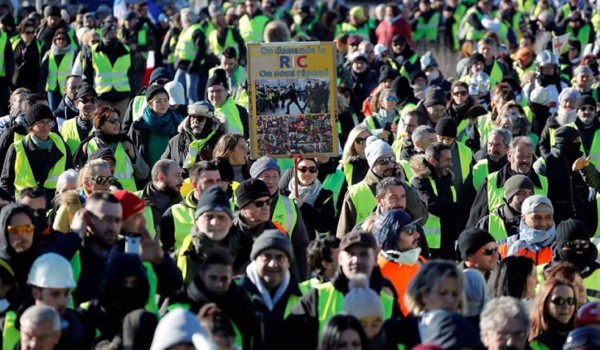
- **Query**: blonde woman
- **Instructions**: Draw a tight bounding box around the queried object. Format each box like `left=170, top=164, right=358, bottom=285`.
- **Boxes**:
left=340, top=125, right=371, bottom=186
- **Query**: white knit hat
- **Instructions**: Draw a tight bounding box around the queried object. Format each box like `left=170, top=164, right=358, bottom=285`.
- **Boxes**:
left=343, top=274, right=383, bottom=320
left=558, top=87, right=581, bottom=104
left=164, top=81, right=185, bottom=105
left=365, top=136, right=394, bottom=168
left=530, top=86, right=551, bottom=106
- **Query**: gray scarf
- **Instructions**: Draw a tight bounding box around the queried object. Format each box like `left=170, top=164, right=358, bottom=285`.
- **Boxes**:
left=50, top=44, right=72, bottom=56
left=245, top=261, right=290, bottom=311
left=288, top=178, right=322, bottom=206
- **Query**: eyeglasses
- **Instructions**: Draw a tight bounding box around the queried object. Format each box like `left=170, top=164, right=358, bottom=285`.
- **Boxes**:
left=91, top=175, right=117, bottom=185
left=355, top=137, right=367, bottom=145
left=481, top=246, right=499, bottom=256
left=580, top=106, right=595, bottom=112
left=562, top=239, right=590, bottom=249
left=453, top=90, right=468, bottom=97
left=7, top=224, right=35, bottom=235
left=384, top=96, right=398, bottom=102
left=375, top=156, right=396, bottom=166
left=550, top=297, right=576, bottom=306
left=79, top=97, right=97, bottom=104
left=35, top=119, right=55, bottom=127
left=105, top=117, right=120, bottom=124
left=298, top=166, right=318, bottom=173
left=253, top=199, right=270, bottom=208
left=401, top=224, right=418, bottom=234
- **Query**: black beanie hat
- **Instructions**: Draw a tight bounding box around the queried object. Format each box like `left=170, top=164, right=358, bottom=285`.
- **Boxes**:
left=250, top=229, right=294, bottom=261
left=379, top=65, right=398, bottom=84
left=207, top=68, right=229, bottom=90
left=458, top=228, right=495, bottom=260
left=576, top=95, right=597, bottom=110
left=503, top=174, right=534, bottom=201
left=101, top=22, right=117, bottom=37
left=44, top=5, right=61, bottom=18
left=25, top=104, right=55, bottom=126
left=554, top=126, right=580, bottom=146
left=392, top=76, right=413, bottom=100
left=235, top=178, right=270, bottom=209
left=435, top=117, right=457, bottom=139
left=194, top=186, right=233, bottom=220
left=145, top=85, right=168, bottom=102
left=0, top=13, right=14, bottom=28
left=215, top=158, right=234, bottom=183
left=556, top=219, right=590, bottom=248
left=149, top=67, right=171, bottom=84
left=469, top=53, right=486, bottom=66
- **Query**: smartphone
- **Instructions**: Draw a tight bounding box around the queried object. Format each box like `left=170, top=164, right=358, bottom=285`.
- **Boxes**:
left=125, top=235, right=141, bottom=255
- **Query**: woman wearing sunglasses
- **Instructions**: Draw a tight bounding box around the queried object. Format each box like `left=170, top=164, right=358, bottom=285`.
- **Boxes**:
left=12, top=19, right=43, bottom=92
left=529, top=278, right=578, bottom=350
left=39, top=28, right=77, bottom=111
left=362, top=88, right=397, bottom=145
left=445, top=81, right=477, bottom=143
left=281, top=158, right=335, bottom=240
left=74, top=106, right=149, bottom=192
left=340, top=125, right=371, bottom=186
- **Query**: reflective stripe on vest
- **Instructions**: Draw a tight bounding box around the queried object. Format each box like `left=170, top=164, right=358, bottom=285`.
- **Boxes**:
left=472, top=159, right=489, bottom=190
left=172, top=193, right=196, bottom=250
left=132, top=95, right=147, bottom=122
left=322, top=170, right=345, bottom=215
left=175, top=24, right=202, bottom=61
left=88, top=140, right=137, bottom=191
left=456, top=141, right=473, bottom=182
left=216, top=97, right=244, bottom=136
left=2, top=311, right=19, bottom=350
left=273, top=195, right=297, bottom=235
left=208, top=28, right=238, bottom=56
left=487, top=171, right=548, bottom=212
left=0, top=32, right=8, bottom=77
left=183, top=129, right=218, bottom=169
left=91, top=44, right=131, bottom=94
left=46, top=49, right=75, bottom=94
left=422, top=177, right=456, bottom=249
left=347, top=181, right=377, bottom=225
left=488, top=211, right=509, bottom=241
left=414, top=12, right=440, bottom=42
left=62, top=117, right=91, bottom=155
left=583, top=266, right=600, bottom=301
left=14, top=133, right=67, bottom=195
left=315, top=282, right=394, bottom=336
left=238, top=14, right=270, bottom=44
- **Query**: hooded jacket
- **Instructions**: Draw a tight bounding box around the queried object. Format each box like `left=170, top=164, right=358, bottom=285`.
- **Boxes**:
left=0, top=204, right=38, bottom=306
left=80, top=250, right=151, bottom=344
left=160, top=116, right=225, bottom=177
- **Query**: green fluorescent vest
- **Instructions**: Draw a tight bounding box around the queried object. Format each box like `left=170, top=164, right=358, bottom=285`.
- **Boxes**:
left=91, top=44, right=131, bottom=94
left=347, top=181, right=377, bottom=225
left=273, top=195, right=298, bottom=235
left=422, top=177, right=456, bottom=249
left=171, top=192, right=196, bottom=251
left=88, top=140, right=137, bottom=191
left=216, top=97, right=244, bottom=136
left=486, top=171, right=548, bottom=212
left=62, top=118, right=92, bottom=155
left=488, top=211, right=509, bottom=241
left=175, top=24, right=202, bottom=61
left=46, top=49, right=75, bottom=94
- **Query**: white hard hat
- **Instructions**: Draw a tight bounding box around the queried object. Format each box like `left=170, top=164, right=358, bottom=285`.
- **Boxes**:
left=469, top=71, right=491, bottom=96
left=28, top=253, right=76, bottom=289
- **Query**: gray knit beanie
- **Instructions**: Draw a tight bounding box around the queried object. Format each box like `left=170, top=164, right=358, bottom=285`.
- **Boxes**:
left=463, top=269, right=486, bottom=317
left=343, top=274, right=384, bottom=320
left=249, top=156, right=280, bottom=178
left=365, top=136, right=394, bottom=168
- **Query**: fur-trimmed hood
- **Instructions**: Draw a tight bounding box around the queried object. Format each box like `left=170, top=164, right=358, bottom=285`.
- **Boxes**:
left=409, top=154, right=456, bottom=180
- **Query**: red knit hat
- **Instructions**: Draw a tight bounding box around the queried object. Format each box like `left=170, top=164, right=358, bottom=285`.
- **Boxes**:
left=113, top=190, right=146, bottom=221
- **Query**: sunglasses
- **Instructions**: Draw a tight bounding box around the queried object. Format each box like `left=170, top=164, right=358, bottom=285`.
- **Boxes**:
left=376, top=156, right=396, bottom=166
left=79, top=97, right=97, bottom=104
left=562, top=239, right=590, bottom=249
left=453, top=90, right=468, bottom=97
left=580, top=106, right=595, bottom=112
left=401, top=224, right=418, bottom=234
left=91, top=175, right=116, bottom=185
left=298, top=166, right=318, bottom=173
left=105, top=117, right=120, bottom=125
left=481, top=246, right=499, bottom=256
left=7, top=224, right=35, bottom=235
left=384, top=96, right=398, bottom=102
left=550, top=297, right=576, bottom=306
left=355, top=137, right=367, bottom=144
left=253, top=199, right=270, bottom=208
left=24, top=30, right=35, bottom=35
left=190, top=115, right=206, bottom=122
